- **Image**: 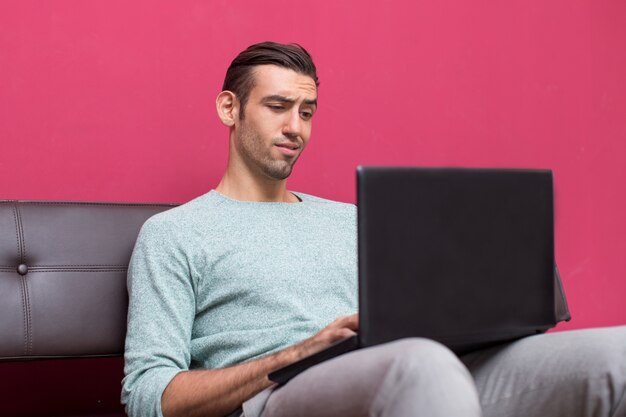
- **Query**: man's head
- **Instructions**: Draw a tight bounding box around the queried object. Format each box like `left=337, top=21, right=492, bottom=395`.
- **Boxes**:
left=222, top=42, right=319, bottom=120
left=217, top=42, right=319, bottom=182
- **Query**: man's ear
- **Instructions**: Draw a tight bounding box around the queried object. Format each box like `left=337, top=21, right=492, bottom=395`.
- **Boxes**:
left=216, top=91, right=239, bottom=127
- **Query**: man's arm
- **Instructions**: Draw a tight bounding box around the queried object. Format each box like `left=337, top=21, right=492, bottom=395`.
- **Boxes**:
left=161, top=314, right=358, bottom=417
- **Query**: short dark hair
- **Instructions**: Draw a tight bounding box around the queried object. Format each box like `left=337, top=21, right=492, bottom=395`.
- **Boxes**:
left=222, top=41, right=319, bottom=119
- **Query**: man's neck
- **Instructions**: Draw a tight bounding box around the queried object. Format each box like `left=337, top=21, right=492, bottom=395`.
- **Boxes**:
left=215, top=170, right=299, bottom=203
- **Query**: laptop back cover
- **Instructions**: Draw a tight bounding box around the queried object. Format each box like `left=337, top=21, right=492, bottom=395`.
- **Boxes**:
left=357, top=167, right=555, bottom=353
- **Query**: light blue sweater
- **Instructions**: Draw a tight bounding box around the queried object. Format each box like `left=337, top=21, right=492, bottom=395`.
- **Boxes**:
left=122, top=190, right=358, bottom=417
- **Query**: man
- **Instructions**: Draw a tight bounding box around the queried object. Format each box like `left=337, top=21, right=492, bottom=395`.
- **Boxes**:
left=122, top=42, right=626, bottom=417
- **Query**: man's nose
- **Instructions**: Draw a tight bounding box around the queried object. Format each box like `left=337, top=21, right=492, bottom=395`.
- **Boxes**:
left=282, top=110, right=302, bottom=139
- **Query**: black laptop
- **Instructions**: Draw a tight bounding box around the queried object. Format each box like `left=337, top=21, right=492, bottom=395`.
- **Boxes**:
left=269, top=167, right=558, bottom=384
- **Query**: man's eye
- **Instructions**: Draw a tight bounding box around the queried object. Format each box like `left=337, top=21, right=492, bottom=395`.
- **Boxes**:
left=300, top=111, right=313, bottom=120
left=268, top=105, right=284, bottom=111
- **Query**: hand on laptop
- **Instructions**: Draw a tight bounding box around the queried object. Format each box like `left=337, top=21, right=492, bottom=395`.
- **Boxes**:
left=161, top=314, right=359, bottom=417
left=291, top=314, right=359, bottom=361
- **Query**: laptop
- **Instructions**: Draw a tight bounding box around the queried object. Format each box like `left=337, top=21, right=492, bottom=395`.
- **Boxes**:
left=269, top=167, right=557, bottom=385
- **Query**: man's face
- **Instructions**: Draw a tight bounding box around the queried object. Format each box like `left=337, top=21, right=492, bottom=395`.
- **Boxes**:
left=233, top=65, right=318, bottom=181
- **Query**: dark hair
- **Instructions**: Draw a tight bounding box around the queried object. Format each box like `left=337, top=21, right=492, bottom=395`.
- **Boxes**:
left=222, top=41, right=319, bottom=119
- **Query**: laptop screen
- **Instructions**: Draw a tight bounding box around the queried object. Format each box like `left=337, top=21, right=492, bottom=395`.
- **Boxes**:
left=357, top=167, right=555, bottom=352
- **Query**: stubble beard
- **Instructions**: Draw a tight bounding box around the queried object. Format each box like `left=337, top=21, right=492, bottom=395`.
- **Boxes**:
left=237, top=123, right=300, bottom=181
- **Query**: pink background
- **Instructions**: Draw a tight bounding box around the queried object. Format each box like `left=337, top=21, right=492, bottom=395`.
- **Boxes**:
left=2, top=1, right=625, bottom=331
left=1, top=0, right=625, bottom=346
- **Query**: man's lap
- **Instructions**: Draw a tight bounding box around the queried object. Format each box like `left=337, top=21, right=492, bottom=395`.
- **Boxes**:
left=246, top=326, right=626, bottom=417
left=254, top=338, right=479, bottom=417
left=461, top=325, right=626, bottom=417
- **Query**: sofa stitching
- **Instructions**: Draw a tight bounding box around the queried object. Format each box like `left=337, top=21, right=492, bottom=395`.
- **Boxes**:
left=28, top=269, right=128, bottom=273
left=27, top=264, right=128, bottom=268
left=0, top=265, right=128, bottom=269
left=12, top=205, right=22, bottom=263
left=18, top=276, right=28, bottom=355
left=16, top=204, right=27, bottom=264
left=24, top=276, right=33, bottom=355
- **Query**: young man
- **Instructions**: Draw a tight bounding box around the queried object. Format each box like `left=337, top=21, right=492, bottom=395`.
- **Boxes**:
left=122, top=42, right=626, bottom=417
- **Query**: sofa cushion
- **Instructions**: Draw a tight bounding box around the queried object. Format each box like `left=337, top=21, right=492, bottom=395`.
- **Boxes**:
left=0, top=200, right=175, bottom=416
left=0, top=200, right=174, bottom=360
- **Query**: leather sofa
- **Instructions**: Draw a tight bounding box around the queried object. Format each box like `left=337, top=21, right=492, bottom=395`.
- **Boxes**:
left=0, top=200, right=174, bottom=417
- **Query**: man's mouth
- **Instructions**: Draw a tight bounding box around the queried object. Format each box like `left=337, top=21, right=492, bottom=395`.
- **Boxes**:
left=274, top=142, right=299, bottom=157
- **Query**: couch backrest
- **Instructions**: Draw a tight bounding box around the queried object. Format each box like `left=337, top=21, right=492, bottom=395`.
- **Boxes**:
left=0, top=200, right=174, bottom=360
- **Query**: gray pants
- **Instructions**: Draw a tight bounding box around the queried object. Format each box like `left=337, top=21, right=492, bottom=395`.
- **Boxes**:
left=245, top=326, right=626, bottom=417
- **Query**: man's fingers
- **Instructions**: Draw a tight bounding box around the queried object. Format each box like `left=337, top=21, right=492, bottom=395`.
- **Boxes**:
left=305, top=315, right=359, bottom=352
left=337, top=327, right=357, bottom=338
left=330, top=314, right=359, bottom=331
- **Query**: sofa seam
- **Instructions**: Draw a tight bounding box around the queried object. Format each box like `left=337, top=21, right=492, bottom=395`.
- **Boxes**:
left=0, top=265, right=128, bottom=269
left=18, top=205, right=26, bottom=263
left=18, top=276, right=28, bottom=355
left=28, top=269, right=128, bottom=273
left=28, top=264, right=128, bottom=268
left=12, top=204, right=22, bottom=263
left=24, top=276, right=33, bottom=355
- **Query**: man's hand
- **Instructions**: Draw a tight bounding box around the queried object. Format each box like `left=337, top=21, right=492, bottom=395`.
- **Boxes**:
left=290, top=314, right=359, bottom=361
left=161, top=314, right=358, bottom=417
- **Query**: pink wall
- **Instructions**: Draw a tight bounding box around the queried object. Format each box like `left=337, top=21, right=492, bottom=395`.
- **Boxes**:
left=1, top=1, right=625, bottom=332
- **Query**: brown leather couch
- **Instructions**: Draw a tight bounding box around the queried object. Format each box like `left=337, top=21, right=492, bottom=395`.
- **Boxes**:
left=0, top=200, right=174, bottom=417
